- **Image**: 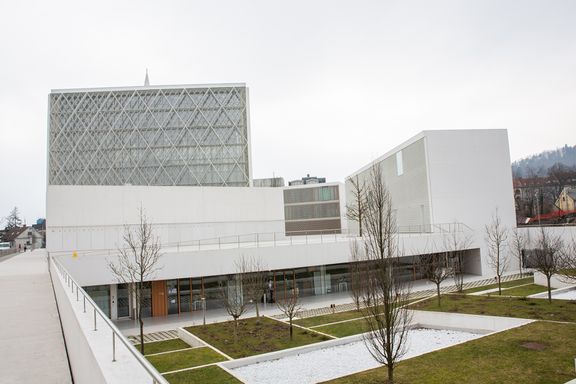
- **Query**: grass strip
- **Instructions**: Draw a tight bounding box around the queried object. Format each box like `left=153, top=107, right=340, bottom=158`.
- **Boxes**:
left=185, top=316, right=330, bottom=359
left=324, top=321, right=576, bottom=384
left=135, top=338, right=191, bottom=355
left=147, top=347, right=226, bottom=373
left=486, top=284, right=549, bottom=297
left=314, top=317, right=369, bottom=338
left=164, top=365, right=242, bottom=384
left=409, top=294, right=576, bottom=322
left=462, top=277, right=533, bottom=294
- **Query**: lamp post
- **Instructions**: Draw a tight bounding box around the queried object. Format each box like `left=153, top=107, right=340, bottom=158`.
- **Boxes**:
left=201, top=297, right=206, bottom=326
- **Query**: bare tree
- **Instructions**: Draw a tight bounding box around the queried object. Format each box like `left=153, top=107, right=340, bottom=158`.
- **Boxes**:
left=346, top=175, right=367, bottom=237
left=531, top=228, right=564, bottom=303
left=5, top=207, right=23, bottom=230
left=349, top=239, right=368, bottom=311
left=510, top=227, right=528, bottom=277
left=241, top=255, right=269, bottom=320
left=276, top=287, right=302, bottom=340
left=419, top=243, right=452, bottom=307
left=485, top=210, right=509, bottom=295
left=356, top=164, right=412, bottom=384
left=220, top=272, right=248, bottom=342
left=558, top=236, right=576, bottom=284
left=444, top=230, right=473, bottom=292
left=108, top=208, right=162, bottom=354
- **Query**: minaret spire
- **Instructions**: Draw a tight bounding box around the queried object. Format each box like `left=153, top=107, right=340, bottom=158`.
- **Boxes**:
left=144, top=69, right=150, bottom=86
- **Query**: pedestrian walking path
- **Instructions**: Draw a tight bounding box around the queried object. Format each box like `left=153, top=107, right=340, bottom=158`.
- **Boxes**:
left=0, top=250, right=72, bottom=384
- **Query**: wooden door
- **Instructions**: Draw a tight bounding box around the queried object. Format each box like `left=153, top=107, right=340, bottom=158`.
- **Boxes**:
left=151, top=280, right=167, bottom=317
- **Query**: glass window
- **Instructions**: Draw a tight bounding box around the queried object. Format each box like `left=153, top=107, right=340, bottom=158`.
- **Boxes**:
left=179, top=279, right=191, bottom=313
left=85, top=285, right=111, bottom=318
left=396, top=151, right=404, bottom=176
left=167, top=280, right=179, bottom=315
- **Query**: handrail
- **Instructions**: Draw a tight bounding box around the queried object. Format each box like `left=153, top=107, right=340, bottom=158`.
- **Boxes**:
left=49, top=254, right=169, bottom=384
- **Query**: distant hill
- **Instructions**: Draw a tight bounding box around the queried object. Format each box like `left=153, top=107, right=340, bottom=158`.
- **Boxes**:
left=512, top=145, right=576, bottom=177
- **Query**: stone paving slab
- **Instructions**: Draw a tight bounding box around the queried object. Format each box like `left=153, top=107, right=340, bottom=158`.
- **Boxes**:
left=0, top=250, right=72, bottom=384
left=128, top=329, right=179, bottom=344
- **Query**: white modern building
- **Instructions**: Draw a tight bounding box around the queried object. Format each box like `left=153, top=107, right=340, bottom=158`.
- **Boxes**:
left=47, top=82, right=517, bottom=320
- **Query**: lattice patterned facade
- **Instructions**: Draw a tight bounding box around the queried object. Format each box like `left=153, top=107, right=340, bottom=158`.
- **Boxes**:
left=48, top=85, right=251, bottom=186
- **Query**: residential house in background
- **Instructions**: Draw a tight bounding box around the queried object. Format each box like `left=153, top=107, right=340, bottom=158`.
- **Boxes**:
left=555, top=186, right=576, bottom=212
left=2, top=226, right=44, bottom=250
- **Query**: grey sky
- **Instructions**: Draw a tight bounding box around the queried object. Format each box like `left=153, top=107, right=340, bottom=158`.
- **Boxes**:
left=1, top=0, right=575, bottom=224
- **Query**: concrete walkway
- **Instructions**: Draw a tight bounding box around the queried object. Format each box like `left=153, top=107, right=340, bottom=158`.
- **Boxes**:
left=0, top=250, right=72, bottom=384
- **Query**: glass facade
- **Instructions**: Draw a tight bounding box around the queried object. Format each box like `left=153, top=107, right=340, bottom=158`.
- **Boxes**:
left=85, top=285, right=111, bottom=318
left=48, top=85, right=250, bottom=187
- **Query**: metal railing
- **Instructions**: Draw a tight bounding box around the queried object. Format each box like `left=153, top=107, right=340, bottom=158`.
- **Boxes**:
left=48, top=222, right=473, bottom=258
left=49, top=254, right=169, bottom=384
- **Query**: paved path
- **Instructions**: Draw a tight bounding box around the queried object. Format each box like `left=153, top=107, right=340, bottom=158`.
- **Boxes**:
left=0, top=250, right=72, bottom=384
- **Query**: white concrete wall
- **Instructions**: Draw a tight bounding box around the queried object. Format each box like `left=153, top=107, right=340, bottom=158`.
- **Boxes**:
left=59, top=231, right=479, bottom=287
left=533, top=271, right=575, bottom=289
left=47, top=185, right=285, bottom=252
left=411, top=310, right=533, bottom=333
left=346, top=129, right=515, bottom=278
left=51, top=260, right=107, bottom=384
left=425, top=130, right=516, bottom=276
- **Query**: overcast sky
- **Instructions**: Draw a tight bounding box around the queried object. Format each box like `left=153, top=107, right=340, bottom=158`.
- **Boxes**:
left=1, top=0, right=575, bottom=224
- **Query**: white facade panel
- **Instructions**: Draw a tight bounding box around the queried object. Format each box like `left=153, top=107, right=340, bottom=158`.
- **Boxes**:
left=47, top=185, right=285, bottom=252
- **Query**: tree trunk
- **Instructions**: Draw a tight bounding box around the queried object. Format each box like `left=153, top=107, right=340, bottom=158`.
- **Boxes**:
left=234, top=317, right=238, bottom=343
left=289, top=318, right=293, bottom=340
left=547, top=275, right=552, bottom=303
left=138, top=281, right=144, bottom=354
left=387, top=363, right=394, bottom=384
left=255, top=300, right=260, bottom=318
left=497, top=275, right=502, bottom=296
left=436, top=283, right=441, bottom=307
left=139, top=317, right=144, bottom=354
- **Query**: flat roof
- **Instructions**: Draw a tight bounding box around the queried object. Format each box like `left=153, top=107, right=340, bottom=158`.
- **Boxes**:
left=51, top=83, right=247, bottom=94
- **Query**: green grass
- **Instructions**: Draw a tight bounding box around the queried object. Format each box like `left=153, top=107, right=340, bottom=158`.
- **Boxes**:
left=324, top=321, right=576, bottom=384
left=294, top=309, right=364, bottom=328
left=147, top=347, right=226, bottom=373
left=462, top=277, right=533, bottom=294
left=314, top=318, right=369, bottom=337
left=135, top=339, right=192, bottom=355
left=489, top=284, right=549, bottom=297
left=185, top=316, right=330, bottom=358
left=163, top=365, right=242, bottom=384
left=409, top=294, right=576, bottom=322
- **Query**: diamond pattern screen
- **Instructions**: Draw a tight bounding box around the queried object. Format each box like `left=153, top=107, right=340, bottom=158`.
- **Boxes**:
left=48, top=85, right=250, bottom=186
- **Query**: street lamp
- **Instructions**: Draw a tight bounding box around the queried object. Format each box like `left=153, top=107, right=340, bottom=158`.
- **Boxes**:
left=201, top=297, right=206, bottom=325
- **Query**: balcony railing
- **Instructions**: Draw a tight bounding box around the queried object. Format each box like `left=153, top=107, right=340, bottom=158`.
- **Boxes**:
left=49, top=254, right=169, bottom=384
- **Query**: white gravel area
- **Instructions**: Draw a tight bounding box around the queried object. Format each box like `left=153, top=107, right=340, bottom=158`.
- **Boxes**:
left=552, top=289, right=576, bottom=300
left=231, top=328, right=483, bottom=384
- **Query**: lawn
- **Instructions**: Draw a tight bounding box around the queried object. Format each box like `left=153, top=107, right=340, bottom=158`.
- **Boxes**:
left=324, top=321, right=576, bottom=384
left=185, top=316, right=330, bottom=358
left=409, top=294, right=576, bottom=322
left=314, top=318, right=369, bottom=337
left=163, top=365, right=242, bottom=384
left=490, top=284, right=549, bottom=297
left=294, top=309, right=364, bottom=328
left=462, top=277, right=533, bottom=294
left=147, top=347, right=226, bottom=373
left=136, top=338, right=192, bottom=355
